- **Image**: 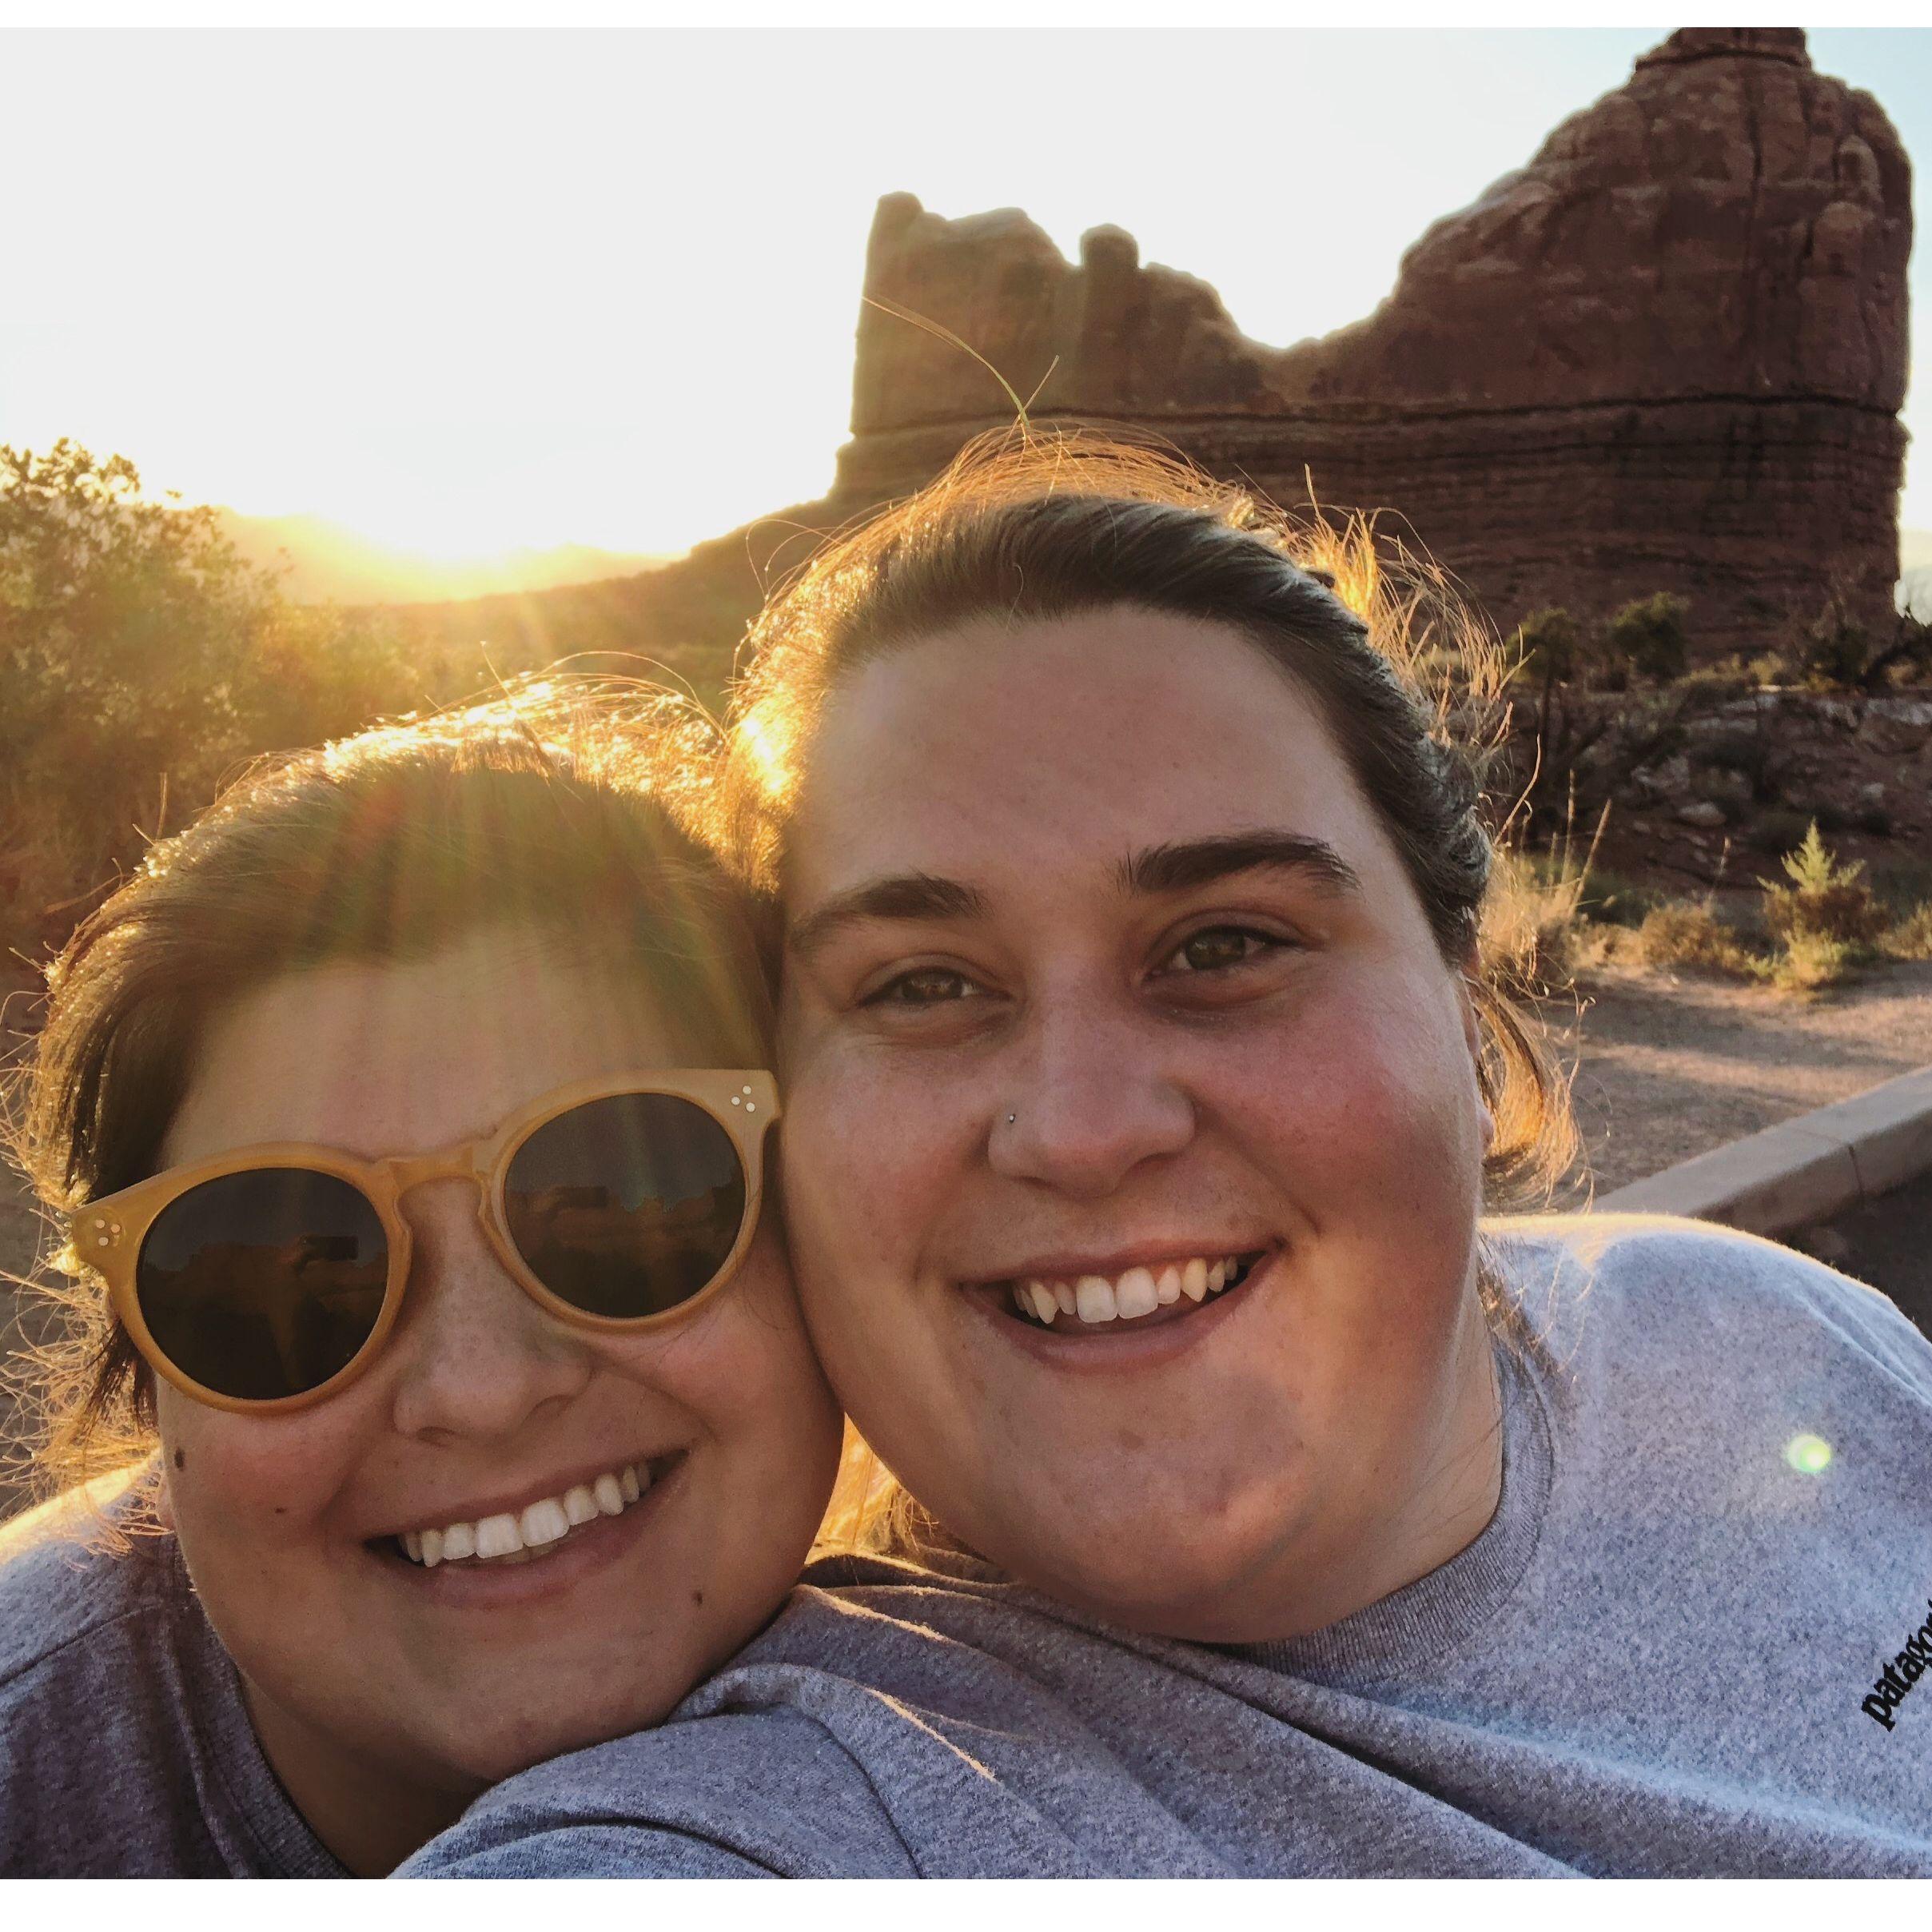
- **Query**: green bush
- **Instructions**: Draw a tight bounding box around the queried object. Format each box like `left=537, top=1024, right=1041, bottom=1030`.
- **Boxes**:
left=1607, top=592, right=1691, bottom=685
left=1516, top=607, right=1583, bottom=684
left=1, top=441, right=421, bottom=965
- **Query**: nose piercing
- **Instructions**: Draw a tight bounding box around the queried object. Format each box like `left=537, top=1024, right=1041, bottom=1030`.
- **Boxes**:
left=1006, top=1112, right=1017, bottom=1125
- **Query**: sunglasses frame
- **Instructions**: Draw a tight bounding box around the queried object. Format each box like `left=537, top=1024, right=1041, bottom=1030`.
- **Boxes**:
left=69, top=1068, right=779, bottom=1416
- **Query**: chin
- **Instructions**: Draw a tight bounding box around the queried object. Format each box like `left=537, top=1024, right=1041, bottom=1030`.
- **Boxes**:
left=430, top=1687, right=680, bottom=1790
left=994, top=1499, right=1305, bottom=1640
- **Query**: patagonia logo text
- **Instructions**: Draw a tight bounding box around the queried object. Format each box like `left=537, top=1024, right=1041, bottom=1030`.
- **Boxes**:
left=1862, top=1597, right=1932, bottom=1732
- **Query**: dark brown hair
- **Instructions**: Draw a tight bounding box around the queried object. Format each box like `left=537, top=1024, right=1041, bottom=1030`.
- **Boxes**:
left=4, top=683, right=770, bottom=1509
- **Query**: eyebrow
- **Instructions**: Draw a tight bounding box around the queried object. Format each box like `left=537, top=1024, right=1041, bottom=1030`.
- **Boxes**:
left=787, top=831, right=1360, bottom=965
left=1117, top=832, right=1363, bottom=901
left=787, top=871, right=991, bottom=964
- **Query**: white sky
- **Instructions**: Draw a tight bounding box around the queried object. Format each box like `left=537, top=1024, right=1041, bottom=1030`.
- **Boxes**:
left=4, top=26, right=1926, bottom=561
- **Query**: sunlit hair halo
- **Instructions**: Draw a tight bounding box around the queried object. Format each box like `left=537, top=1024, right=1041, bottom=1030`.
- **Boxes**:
left=723, top=425, right=1576, bottom=1215
left=3, top=679, right=768, bottom=1514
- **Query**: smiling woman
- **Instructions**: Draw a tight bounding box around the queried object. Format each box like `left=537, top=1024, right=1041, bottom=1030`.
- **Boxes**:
left=404, top=434, right=1932, bottom=1879
left=0, top=689, right=842, bottom=1876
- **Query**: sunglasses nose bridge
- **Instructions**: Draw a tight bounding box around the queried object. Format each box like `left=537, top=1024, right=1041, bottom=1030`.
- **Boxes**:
left=383, top=1145, right=488, bottom=1198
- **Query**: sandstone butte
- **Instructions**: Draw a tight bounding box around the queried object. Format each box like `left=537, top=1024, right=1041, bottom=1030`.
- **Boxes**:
left=407, top=26, right=1913, bottom=675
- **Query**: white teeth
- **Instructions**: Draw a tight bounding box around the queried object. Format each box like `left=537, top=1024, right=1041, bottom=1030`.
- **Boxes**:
left=521, top=1497, right=572, bottom=1547
left=997, top=1254, right=1260, bottom=1329
left=1074, top=1275, right=1117, bottom=1323
left=475, top=1513, right=523, bottom=1560
left=397, top=1459, right=659, bottom=1568
left=1113, top=1267, right=1159, bottom=1319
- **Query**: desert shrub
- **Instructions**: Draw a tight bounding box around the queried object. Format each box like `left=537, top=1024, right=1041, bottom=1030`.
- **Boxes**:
left=1878, top=902, right=1932, bottom=962
left=1629, top=902, right=1762, bottom=978
left=1607, top=592, right=1691, bottom=685
left=1576, top=868, right=1663, bottom=930
left=1516, top=607, right=1583, bottom=684
left=1759, top=822, right=1888, bottom=948
left=0, top=441, right=421, bottom=965
left=1793, top=588, right=1932, bottom=692
left=1772, top=931, right=1856, bottom=994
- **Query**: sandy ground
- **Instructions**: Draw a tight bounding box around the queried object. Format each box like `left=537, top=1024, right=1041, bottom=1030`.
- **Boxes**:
left=4, top=958, right=1931, bottom=1522
left=1549, top=957, right=1932, bottom=1194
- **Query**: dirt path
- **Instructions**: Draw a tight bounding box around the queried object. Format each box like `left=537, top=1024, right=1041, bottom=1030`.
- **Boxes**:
left=1551, top=957, right=1932, bottom=1193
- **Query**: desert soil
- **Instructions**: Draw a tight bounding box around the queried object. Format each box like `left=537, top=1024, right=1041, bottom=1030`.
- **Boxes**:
left=5, top=958, right=1932, bottom=1522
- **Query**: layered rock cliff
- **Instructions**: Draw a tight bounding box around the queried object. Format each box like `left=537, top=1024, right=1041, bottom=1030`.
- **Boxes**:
left=831, top=27, right=1911, bottom=654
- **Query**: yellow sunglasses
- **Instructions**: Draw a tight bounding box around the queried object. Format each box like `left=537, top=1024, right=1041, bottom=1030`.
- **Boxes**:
left=70, top=1070, right=779, bottom=1414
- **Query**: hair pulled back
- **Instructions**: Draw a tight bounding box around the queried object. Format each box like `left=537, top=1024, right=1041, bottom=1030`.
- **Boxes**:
left=723, top=429, right=1575, bottom=1227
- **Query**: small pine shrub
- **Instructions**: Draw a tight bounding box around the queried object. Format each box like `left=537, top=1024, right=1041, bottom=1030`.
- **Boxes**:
left=1773, top=931, right=1855, bottom=994
left=1759, top=823, right=1887, bottom=947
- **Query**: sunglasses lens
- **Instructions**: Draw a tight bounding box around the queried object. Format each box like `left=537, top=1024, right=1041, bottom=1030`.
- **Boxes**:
left=504, top=1093, right=749, bottom=1320
left=135, top=1169, right=389, bottom=1401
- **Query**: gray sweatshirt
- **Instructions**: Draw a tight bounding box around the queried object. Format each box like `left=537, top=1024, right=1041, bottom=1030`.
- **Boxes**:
left=0, top=1491, right=342, bottom=1877
left=402, top=1216, right=1932, bottom=1878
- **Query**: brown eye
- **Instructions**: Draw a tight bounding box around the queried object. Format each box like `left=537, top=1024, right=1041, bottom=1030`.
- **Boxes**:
left=1165, top=926, right=1280, bottom=974
left=866, top=967, right=979, bottom=1006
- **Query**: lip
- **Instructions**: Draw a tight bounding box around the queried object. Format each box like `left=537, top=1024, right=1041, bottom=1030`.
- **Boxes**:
left=961, top=1241, right=1276, bottom=1288
left=965, top=1245, right=1278, bottom=1373
left=371, top=1452, right=690, bottom=1607
left=365, top=1447, right=682, bottom=1544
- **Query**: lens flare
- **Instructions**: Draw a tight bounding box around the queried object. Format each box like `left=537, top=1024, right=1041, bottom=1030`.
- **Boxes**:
left=1783, top=1432, right=1833, bottom=1475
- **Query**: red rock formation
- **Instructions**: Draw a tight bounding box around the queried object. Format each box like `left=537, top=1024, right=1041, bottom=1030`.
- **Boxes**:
left=833, top=27, right=1910, bottom=656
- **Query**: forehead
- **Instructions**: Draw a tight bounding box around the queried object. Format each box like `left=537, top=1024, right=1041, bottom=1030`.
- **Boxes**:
left=791, top=607, right=1384, bottom=893
left=162, top=925, right=693, bottom=1165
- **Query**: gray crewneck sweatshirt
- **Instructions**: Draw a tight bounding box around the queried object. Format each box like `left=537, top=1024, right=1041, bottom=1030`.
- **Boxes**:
left=402, top=1215, right=1932, bottom=1878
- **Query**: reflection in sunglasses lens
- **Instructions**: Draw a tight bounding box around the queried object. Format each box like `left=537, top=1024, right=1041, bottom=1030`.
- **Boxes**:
left=135, top=1169, right=388, bottom=1400
left=504, top=1094, right=748, bottom=1319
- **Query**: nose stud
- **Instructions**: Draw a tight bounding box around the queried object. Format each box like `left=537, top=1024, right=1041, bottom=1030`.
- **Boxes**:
left=1006, top=1113, right=1017, bottom=1125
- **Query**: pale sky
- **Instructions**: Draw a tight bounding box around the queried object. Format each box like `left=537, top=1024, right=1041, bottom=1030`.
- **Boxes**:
left=5, top=27, right=1926, bottom=563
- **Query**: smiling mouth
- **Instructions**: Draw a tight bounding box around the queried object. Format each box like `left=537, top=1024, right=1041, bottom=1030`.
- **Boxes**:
left=987, top=1250, right=1270, bottom=1334
left=373, top=1452, right=684, bottom=1571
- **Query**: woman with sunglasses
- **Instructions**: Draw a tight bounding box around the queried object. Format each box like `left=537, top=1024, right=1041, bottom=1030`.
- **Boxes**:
left=0, top=692, right=843, bottom=1875
left=407, top=436, right=1932, bottom=1878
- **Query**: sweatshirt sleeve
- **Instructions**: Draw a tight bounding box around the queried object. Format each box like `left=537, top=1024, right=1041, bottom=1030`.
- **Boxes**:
left=396, top=1707, right=920, bottom=1879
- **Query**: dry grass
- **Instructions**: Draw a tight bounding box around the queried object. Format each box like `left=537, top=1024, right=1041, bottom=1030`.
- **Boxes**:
left=1484, top=815, right=1932, bottom=1001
